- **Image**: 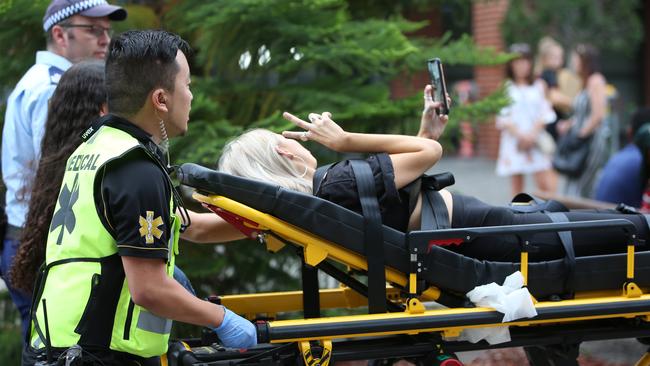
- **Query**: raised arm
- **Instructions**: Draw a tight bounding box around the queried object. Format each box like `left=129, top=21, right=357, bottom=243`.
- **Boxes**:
left=418, top=84, right=450, bottom=140
left=282, top=111, right=444, bottom=189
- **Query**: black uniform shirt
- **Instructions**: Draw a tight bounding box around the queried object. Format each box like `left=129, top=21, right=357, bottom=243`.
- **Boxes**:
left=93, top=115, right=174, bottom=260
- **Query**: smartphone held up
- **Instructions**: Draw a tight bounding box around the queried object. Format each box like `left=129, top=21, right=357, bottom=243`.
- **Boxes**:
left=427, top=58, right=450, bottom=115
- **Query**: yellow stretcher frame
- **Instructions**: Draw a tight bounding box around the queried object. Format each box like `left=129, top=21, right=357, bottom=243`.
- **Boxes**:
left=192, top=192, right=650, bottom=365
left=194, top=192, right=441, bottom=300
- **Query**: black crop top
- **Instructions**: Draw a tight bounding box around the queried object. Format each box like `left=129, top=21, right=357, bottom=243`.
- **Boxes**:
left=316, top=153, right=411, bottom=231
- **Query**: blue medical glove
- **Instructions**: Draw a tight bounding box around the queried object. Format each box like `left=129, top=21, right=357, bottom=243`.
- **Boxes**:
left=212, top=306, right=257, bottom=349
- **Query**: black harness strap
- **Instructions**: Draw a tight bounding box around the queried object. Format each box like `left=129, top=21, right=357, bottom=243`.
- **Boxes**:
left=421, top=189, right=450, bottom=230
left=546, top=212, right=576, bottom=297
left=349, top=160, right=387, bottom=313
left=408, top=173, right=454, bottom=230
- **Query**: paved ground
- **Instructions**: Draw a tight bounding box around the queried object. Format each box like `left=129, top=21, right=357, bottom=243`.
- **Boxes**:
left=429, top=156, right=547, bottom=204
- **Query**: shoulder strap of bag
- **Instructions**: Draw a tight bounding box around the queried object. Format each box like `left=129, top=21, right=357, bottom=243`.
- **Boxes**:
left=408, top=173, right=454, bottom=230
left=420, top=189, right=450, bottom=230
left=349, top=159, right=387, bottom=313
left=312, top=163, right=334, bottom=195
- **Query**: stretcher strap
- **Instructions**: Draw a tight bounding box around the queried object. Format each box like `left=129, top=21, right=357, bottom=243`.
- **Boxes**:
left=421, top=190, right=450, bottom=230
left=350, top=160, right=387, bottom=313
left=406, top=173, right=454, bottom=229
left=546, top=212, right=575, bottom=296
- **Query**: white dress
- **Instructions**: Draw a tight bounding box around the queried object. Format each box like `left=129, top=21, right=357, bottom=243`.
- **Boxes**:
left=496, top=80, right=556, bottom=176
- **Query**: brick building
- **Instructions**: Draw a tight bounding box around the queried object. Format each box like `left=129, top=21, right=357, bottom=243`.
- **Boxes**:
left=472, top=0, right=509, bottom=159
left=392, top=0, right=509, bottom=160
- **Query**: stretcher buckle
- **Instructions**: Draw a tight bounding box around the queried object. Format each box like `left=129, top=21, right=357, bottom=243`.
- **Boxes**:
left=299, top=340, right=332, bottom=366
left=623, top=282, right=643, bottom=298
left=406, top=297, right=425, bottom=314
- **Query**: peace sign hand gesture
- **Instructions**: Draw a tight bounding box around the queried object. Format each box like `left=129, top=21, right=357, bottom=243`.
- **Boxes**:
left=282, top=111, right=349, bottom=152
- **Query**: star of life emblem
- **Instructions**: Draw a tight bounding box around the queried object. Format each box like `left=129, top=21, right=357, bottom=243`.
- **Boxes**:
left=139, top=211, right=163, bottom=244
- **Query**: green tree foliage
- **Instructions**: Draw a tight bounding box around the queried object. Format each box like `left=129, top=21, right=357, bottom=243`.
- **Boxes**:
left=0, top=0, right=50, bottom=88
left=0, top=1, right=161, bottom=128
left=165, top=0, right=511, bottom=166
left=501, top=0, right=642, bottom=54
left=0, top=293, right=22, bottom=364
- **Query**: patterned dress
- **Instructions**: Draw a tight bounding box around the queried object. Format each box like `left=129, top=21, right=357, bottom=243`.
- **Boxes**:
left=564, top=90, right=609, bottom=198
left=496, top=81, right=556, bottom=176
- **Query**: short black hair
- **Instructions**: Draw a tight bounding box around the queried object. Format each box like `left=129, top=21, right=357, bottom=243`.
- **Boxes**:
left=106, top=30, right=192, bottom=116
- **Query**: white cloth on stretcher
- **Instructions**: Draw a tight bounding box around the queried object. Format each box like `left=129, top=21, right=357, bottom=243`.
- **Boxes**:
left=456, top=271, right=538, bottom=345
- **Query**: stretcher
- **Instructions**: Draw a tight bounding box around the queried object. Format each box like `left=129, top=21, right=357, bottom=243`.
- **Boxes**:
left=169, top=163, right=650, bottom=366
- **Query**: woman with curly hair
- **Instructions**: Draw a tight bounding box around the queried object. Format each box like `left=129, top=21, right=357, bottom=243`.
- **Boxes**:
left=9, top=61, right=107, bottom=302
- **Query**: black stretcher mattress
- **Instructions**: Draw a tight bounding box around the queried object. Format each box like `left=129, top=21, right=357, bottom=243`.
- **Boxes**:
left=178, top=163, right=650, bottom=299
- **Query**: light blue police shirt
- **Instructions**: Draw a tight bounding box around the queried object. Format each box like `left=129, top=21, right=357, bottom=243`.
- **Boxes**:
left=2, top=51, right=72, bottom=228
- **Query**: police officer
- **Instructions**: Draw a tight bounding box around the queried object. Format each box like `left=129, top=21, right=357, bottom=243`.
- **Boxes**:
left=1, top=0, right=126, bottom=338
left=22, top=30, right=255, bottom=366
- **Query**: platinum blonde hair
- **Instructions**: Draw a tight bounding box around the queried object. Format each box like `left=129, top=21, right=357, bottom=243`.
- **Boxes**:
left=218, top=129, right=313, bottom=194
left=535, top=36, right=563, bottom=75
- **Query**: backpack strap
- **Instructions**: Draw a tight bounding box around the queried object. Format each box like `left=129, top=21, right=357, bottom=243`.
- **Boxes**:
left=406, top=173, right=454, bottom=230
left=349, top=159, right=387, bottom=313
left=312, top=163, right=334, bottom=195
left=421, top=190, right=450, bottom=230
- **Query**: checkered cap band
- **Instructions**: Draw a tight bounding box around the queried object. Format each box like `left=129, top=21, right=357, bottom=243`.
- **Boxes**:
left=43, top=0, right=108, bottom=32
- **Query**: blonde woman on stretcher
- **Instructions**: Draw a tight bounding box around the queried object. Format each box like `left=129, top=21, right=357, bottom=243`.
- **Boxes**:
left=218, top=86, right=650, bottom=262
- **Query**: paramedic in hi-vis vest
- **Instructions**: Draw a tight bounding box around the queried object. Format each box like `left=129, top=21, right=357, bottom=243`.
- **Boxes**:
left=22, top=30, right=253, bottom=366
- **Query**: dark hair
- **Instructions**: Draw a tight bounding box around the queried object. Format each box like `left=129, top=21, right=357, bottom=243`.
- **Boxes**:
left=635, top=123, right=650, bottom=191
left=633, top=109, right=650, bottom=196
left=506, top=43, right=534, bottom=85
left=630, top=108, right=650, bottom=138
left=10, top=61, right=106, bottom=293
left=632, top=110, right=650, bottom=188
left=106, top=30, right=191, bottom=116
left=575, top=44, right=600, bottom=85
